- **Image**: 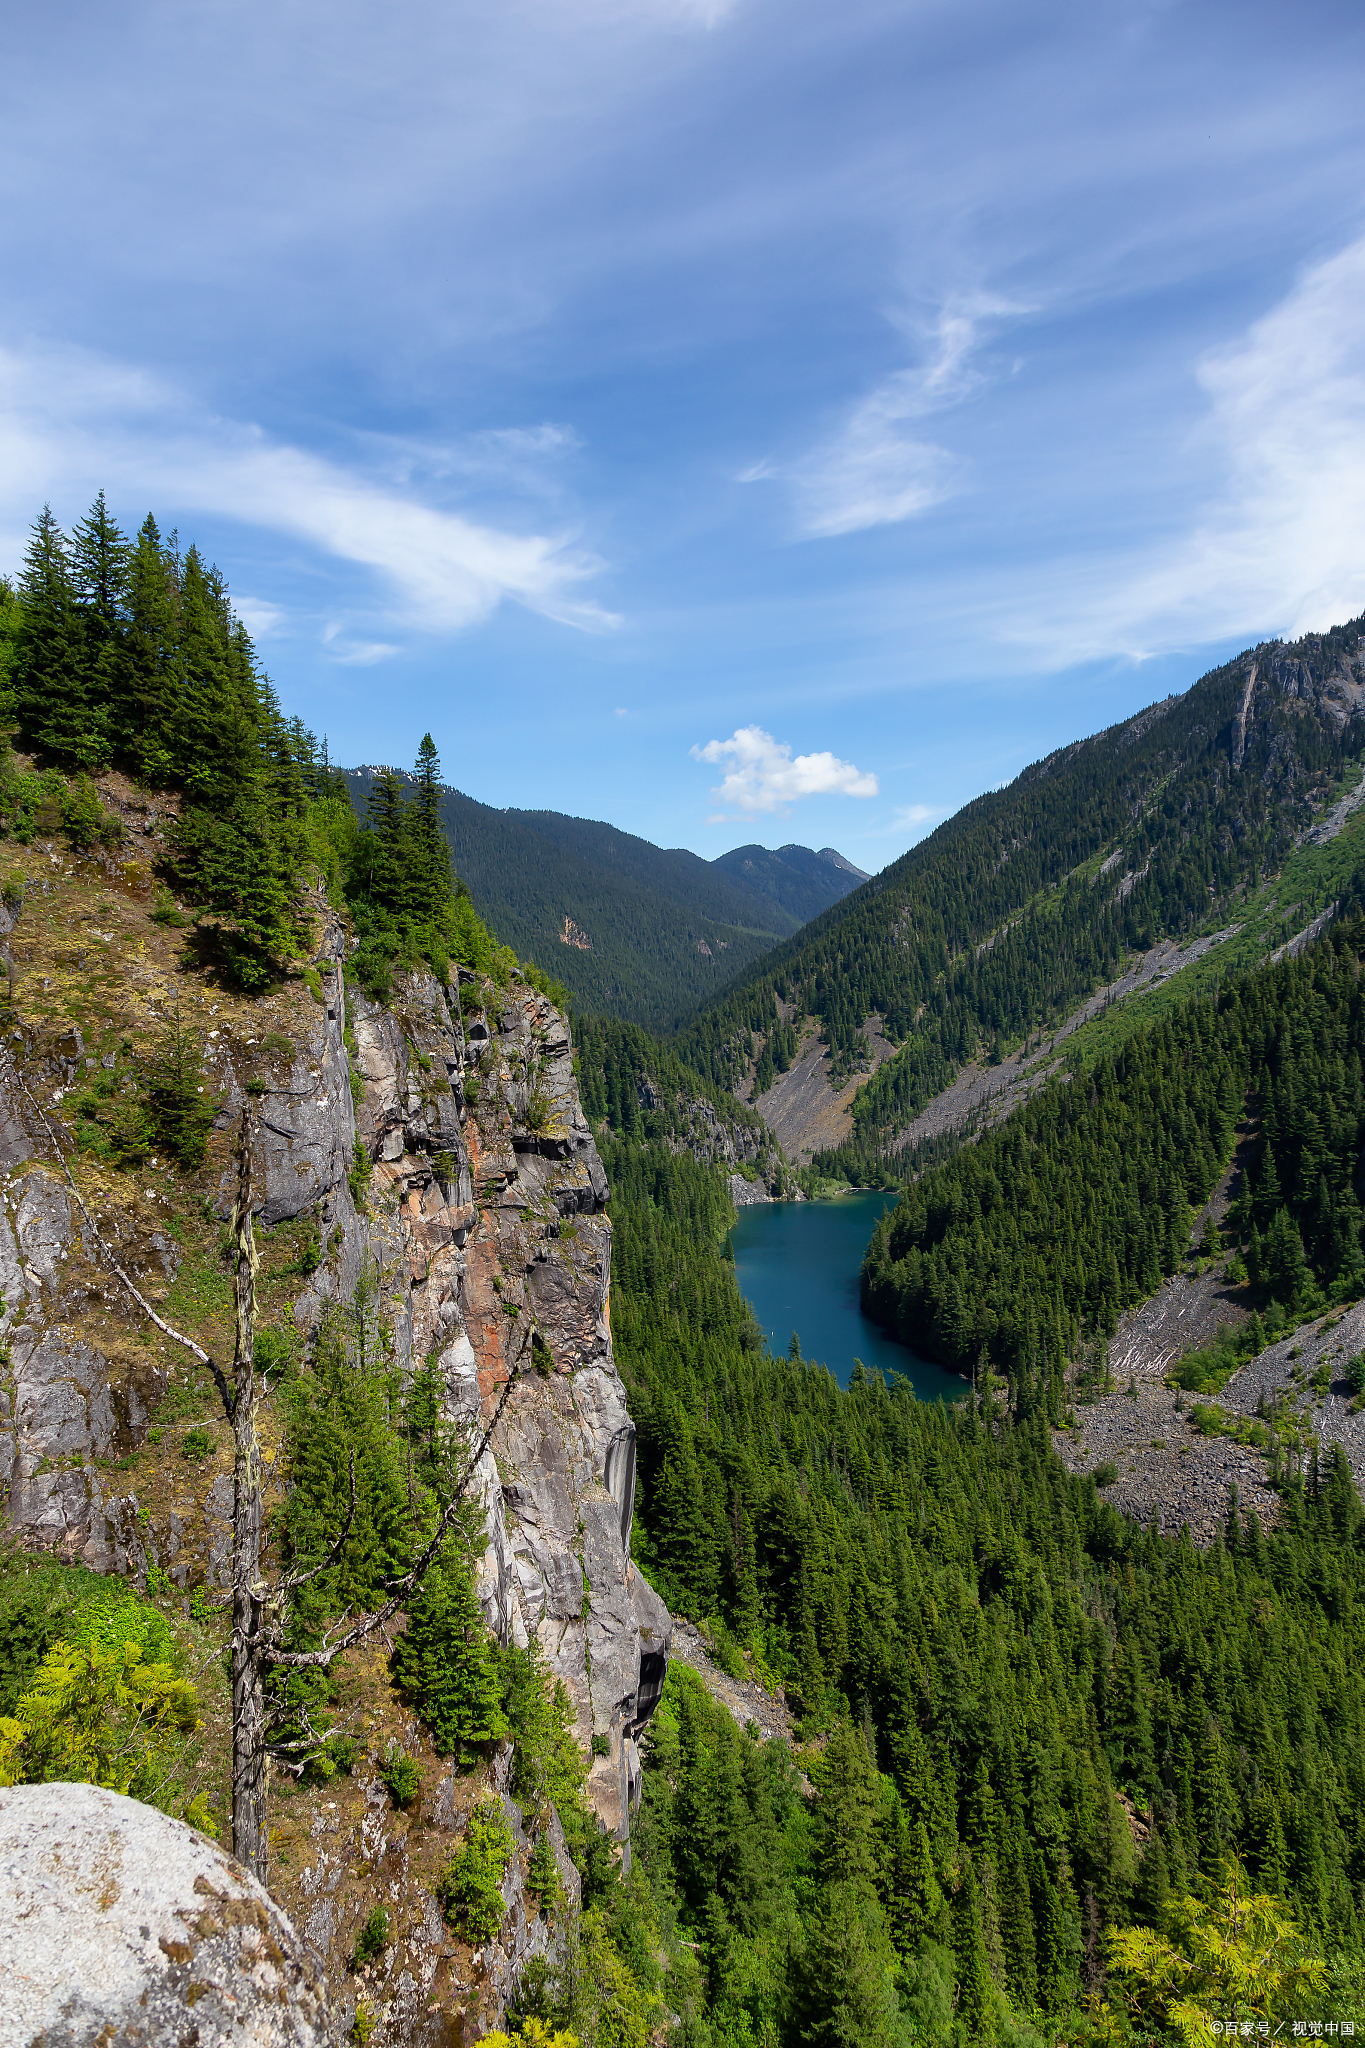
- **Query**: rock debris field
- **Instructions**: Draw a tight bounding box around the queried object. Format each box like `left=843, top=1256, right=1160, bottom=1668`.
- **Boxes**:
left=667, top=1619, right=800, bottom=1747
left=1053, top=1264, right=1365, bottom=1545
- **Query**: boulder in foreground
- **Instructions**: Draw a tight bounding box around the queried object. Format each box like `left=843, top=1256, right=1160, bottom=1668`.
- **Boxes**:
left=0, top=1780, right=334, bottom=2048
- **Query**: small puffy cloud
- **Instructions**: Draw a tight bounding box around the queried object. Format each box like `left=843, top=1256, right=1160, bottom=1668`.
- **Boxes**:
left=232, top=596, right=286, bottom=638
left=322, top=621, right=402, bottom=665
left=692, top=724, right=878, bottom=815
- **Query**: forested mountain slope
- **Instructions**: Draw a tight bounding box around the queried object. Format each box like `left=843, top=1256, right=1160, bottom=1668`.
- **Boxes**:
left=344, top=772, right=864, bottom=1030
left=711, top=839, right=869, bottom=924
left=862, top=893, right=1365, bottom=1387
left=585, top=1072, right=1365, bottom=2039
left=677, top=619, right=1365, bottom=1173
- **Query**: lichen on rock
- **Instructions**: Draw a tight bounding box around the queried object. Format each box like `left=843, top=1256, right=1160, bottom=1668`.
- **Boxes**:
left=0, top=1779, right=335, bottom=2047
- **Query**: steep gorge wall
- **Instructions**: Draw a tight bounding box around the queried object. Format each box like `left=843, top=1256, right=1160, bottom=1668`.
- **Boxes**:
left=0, top=851, right=669, bottom=2031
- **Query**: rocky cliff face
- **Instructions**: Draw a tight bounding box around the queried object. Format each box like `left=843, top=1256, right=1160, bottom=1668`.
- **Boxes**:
left=0, top=848, right=669, bottom=2034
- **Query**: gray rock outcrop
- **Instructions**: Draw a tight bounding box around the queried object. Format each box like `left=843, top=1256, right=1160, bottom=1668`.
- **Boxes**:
left=0, top=936, right=671, bottom=1857
left=0, top=1780, right=334, bottom=2047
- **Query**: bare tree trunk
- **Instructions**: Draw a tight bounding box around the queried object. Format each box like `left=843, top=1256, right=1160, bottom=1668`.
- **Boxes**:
left=227, top=1114, right=268, bottom=1882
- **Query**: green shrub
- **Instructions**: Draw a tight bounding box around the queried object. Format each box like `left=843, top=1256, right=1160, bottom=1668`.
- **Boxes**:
left=150, top=885, right=187, bottom=927
left=1347, top=1352, right=1365, bottom=1396
left=60, top=774, right=121, bottom=853
left=181, top=1427, right=214, bottom=1463
left=590, top=1730, right=610, bottom=1758
left=350, top=1906, right=389, bottom=1969
left=377, top=1740, right=421, bottom=1809
left=1093, top=1461, right=1118, bottom=1488
left=434, top=1799, right=515, bottom=1939
left=521, top=960, right=569, bottom=1011
left=348, top=1140, right=372, bottom=1209
left=1167, top=1321, right=1253, bottom=1396
left=526, top=1831, right=565, bottom=1912
left=1189, top=1403, right=1232, bottom=1437
left=0, top=1572, right=195, bottom=1801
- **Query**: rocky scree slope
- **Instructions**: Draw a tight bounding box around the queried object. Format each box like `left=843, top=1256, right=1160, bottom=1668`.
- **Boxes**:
left=0, top=814, right=668, bottom=2037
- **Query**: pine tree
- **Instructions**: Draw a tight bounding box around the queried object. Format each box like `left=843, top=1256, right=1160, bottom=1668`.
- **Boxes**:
left=124, top=513, right=180, bottom=768
left=1132, top=1827, right=1171, bottom=1924
left=69, top=491, right=131, bottom=742
left=15, top=507, right=106, bottom=769
left=1264, top=1208, right=1312, bottom=1307
left=951, top=1863, right=998, bottom=2045
left=792, top=1883, right=909, bottom=2048
left=391, top=1536, right=508, bottom=1766
left=410, top=733, right=454, bottom=925
left=526, top=1830, right=565, bottom=1912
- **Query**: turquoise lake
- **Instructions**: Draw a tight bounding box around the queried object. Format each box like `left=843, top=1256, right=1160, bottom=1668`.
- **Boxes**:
left=728, top=1189, right=966, bottom=1400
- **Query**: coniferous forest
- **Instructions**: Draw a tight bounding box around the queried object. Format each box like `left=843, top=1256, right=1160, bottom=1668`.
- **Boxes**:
left=861, top=904, right=1365, bottom=1386
left=4, top=498, right=1365, bottom=2042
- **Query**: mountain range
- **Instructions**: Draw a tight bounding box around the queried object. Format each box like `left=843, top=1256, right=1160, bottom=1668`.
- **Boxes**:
left=343, top=771, right=867, bottom=1029
left=676, top=616, right=1365, bottom=1170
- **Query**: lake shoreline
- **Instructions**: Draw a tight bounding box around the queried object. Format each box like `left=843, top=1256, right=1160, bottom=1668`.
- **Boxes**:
left=728, top=1187, right=966, bottom=1400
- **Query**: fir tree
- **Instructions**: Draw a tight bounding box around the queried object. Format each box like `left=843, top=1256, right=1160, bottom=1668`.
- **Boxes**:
left=15, top=506, right=105, bottom=769
left=391, top=1535, right=507, bottom=1766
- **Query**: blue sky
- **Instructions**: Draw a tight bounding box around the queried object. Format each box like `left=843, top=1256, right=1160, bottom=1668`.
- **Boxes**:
left=3, top=0, right=1365, bottom=864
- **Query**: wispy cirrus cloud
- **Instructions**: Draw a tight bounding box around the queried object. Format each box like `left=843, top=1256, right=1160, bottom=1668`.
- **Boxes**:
left=0, top=342, right=615, bottom=646
left=692, top=724, right=878, bottom=816
left=743, top=295, right=1022, bottom=540
left=1000, top=235, right=1365, bottom=663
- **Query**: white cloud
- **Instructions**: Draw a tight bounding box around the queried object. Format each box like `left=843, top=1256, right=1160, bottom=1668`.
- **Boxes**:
left=232, top=596, right=285, bottom=638
left=692, top=724, right=878, bottom=815
left=891, top=803, right=940, bottom=828
left=0, top=342, right=615, bottom=637
left=750, top=296, right=1021, bottom=540
left=1002, top=236, right=1365, bottom=662
left=321, top=621, right=402, bottom=666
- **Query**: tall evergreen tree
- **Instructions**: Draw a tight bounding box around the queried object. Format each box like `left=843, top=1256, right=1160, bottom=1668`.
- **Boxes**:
left=390, top=1536, right=507, bottom=1766
left=15, top=506, right=106, bottom=769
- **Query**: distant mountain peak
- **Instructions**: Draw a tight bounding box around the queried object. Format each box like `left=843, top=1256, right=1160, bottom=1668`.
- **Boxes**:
left=709, top=841, right=869, bottom=925
left=817, top=847, right=870, bottom=879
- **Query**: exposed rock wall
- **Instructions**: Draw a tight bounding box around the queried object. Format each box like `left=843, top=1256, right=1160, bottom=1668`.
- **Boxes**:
left=0, top=887, right=670, bottom=2028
